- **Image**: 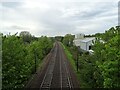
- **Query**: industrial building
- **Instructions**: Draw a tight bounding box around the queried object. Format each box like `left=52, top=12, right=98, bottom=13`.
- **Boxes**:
left=73, top=33, right=95, bottom=51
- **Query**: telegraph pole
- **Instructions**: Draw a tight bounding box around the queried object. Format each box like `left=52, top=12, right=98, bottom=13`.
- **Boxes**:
left=76, top=46, right=80, bottom=72
left=34, top=49, right=37, bottom=73
left=76, top=51, right=79, bottom=72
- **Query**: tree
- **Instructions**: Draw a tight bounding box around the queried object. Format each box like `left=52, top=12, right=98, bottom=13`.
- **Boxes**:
left=19, top=31, right=32, bottom=43
left=63, top=34, right=74, bottom=46
left=2, top=34, right=53, bottom=89
left=93, top=26, right=120, bottom=88
left=55, top=36, right=63, bottom=42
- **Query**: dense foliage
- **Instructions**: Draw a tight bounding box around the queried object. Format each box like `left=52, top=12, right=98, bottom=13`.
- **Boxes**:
left=92, top=26, right=120, bottom=88
left=63, top=26, right=120, bottom=88
left=62, top=34, right=74, bottom=47
left=2, top=34, right=53, bottom=88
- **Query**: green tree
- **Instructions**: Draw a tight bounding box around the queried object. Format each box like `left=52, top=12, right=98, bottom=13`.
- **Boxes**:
left=19, top=31, right=32, bottom=43
left=63, top=34, right=74, bottom=46
left=93, top=26, right=120, bottom=88
left=2, top=35, right=53, bottom=89
left=2, top=35, right=30, bottom=88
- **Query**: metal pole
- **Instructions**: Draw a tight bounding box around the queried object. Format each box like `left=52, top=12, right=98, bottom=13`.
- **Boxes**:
left=34, top=49, right=37, bottom=73
left=77, top=51, right=79, bottom=72
left=77, top=47, right=79, bottom=71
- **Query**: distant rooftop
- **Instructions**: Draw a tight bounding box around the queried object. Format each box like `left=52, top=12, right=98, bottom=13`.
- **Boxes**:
left=80, top=37, right=95, bottom=42
left=74, top=37, right=95, bottom=42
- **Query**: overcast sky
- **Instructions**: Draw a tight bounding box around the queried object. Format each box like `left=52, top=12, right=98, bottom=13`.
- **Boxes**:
left=0, top=0, right=119, bottom=37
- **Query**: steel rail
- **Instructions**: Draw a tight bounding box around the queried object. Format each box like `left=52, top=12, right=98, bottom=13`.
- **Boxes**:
left=39, top=43, right=57, bottom=89
left=60, top=43, right=73, bottom=89
left=59, top=43, right=62, bottom=90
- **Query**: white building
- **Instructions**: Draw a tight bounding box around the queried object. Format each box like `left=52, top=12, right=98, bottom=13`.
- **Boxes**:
left=75, top=33, right=84, bottom=39
left=73, top=33, right=95, bottom=51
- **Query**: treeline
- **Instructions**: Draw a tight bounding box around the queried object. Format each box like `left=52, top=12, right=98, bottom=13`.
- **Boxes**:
left=2, top=32, right=53, bottom=88
left=62, top=26, right=120, bottom=88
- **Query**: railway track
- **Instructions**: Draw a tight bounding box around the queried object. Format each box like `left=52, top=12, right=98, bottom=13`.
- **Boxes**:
left=60, top=44, right=73, bottom=89
left=40, top=43, right=57, bottom=89
left=25, top=42, right=80, bottom=89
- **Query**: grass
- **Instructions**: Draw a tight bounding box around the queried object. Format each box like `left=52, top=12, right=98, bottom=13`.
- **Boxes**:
left=61, top=43, right=77, bottom=72
left=61, top=43, right=81, bottom=85
left=61, top=43, right=90, bottom=88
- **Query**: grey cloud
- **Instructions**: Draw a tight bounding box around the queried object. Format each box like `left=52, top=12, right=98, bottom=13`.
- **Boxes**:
left=0, top=0, right=118, bottom=37
left=3, top=25, right=30, bottom=31
left=67, top=2, right=117, bottom=20
left=35, top=8, right=75, bottom=32
left=10, top=25, right=30, bottom=30
left=1, top=2, right=22, bottom=9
